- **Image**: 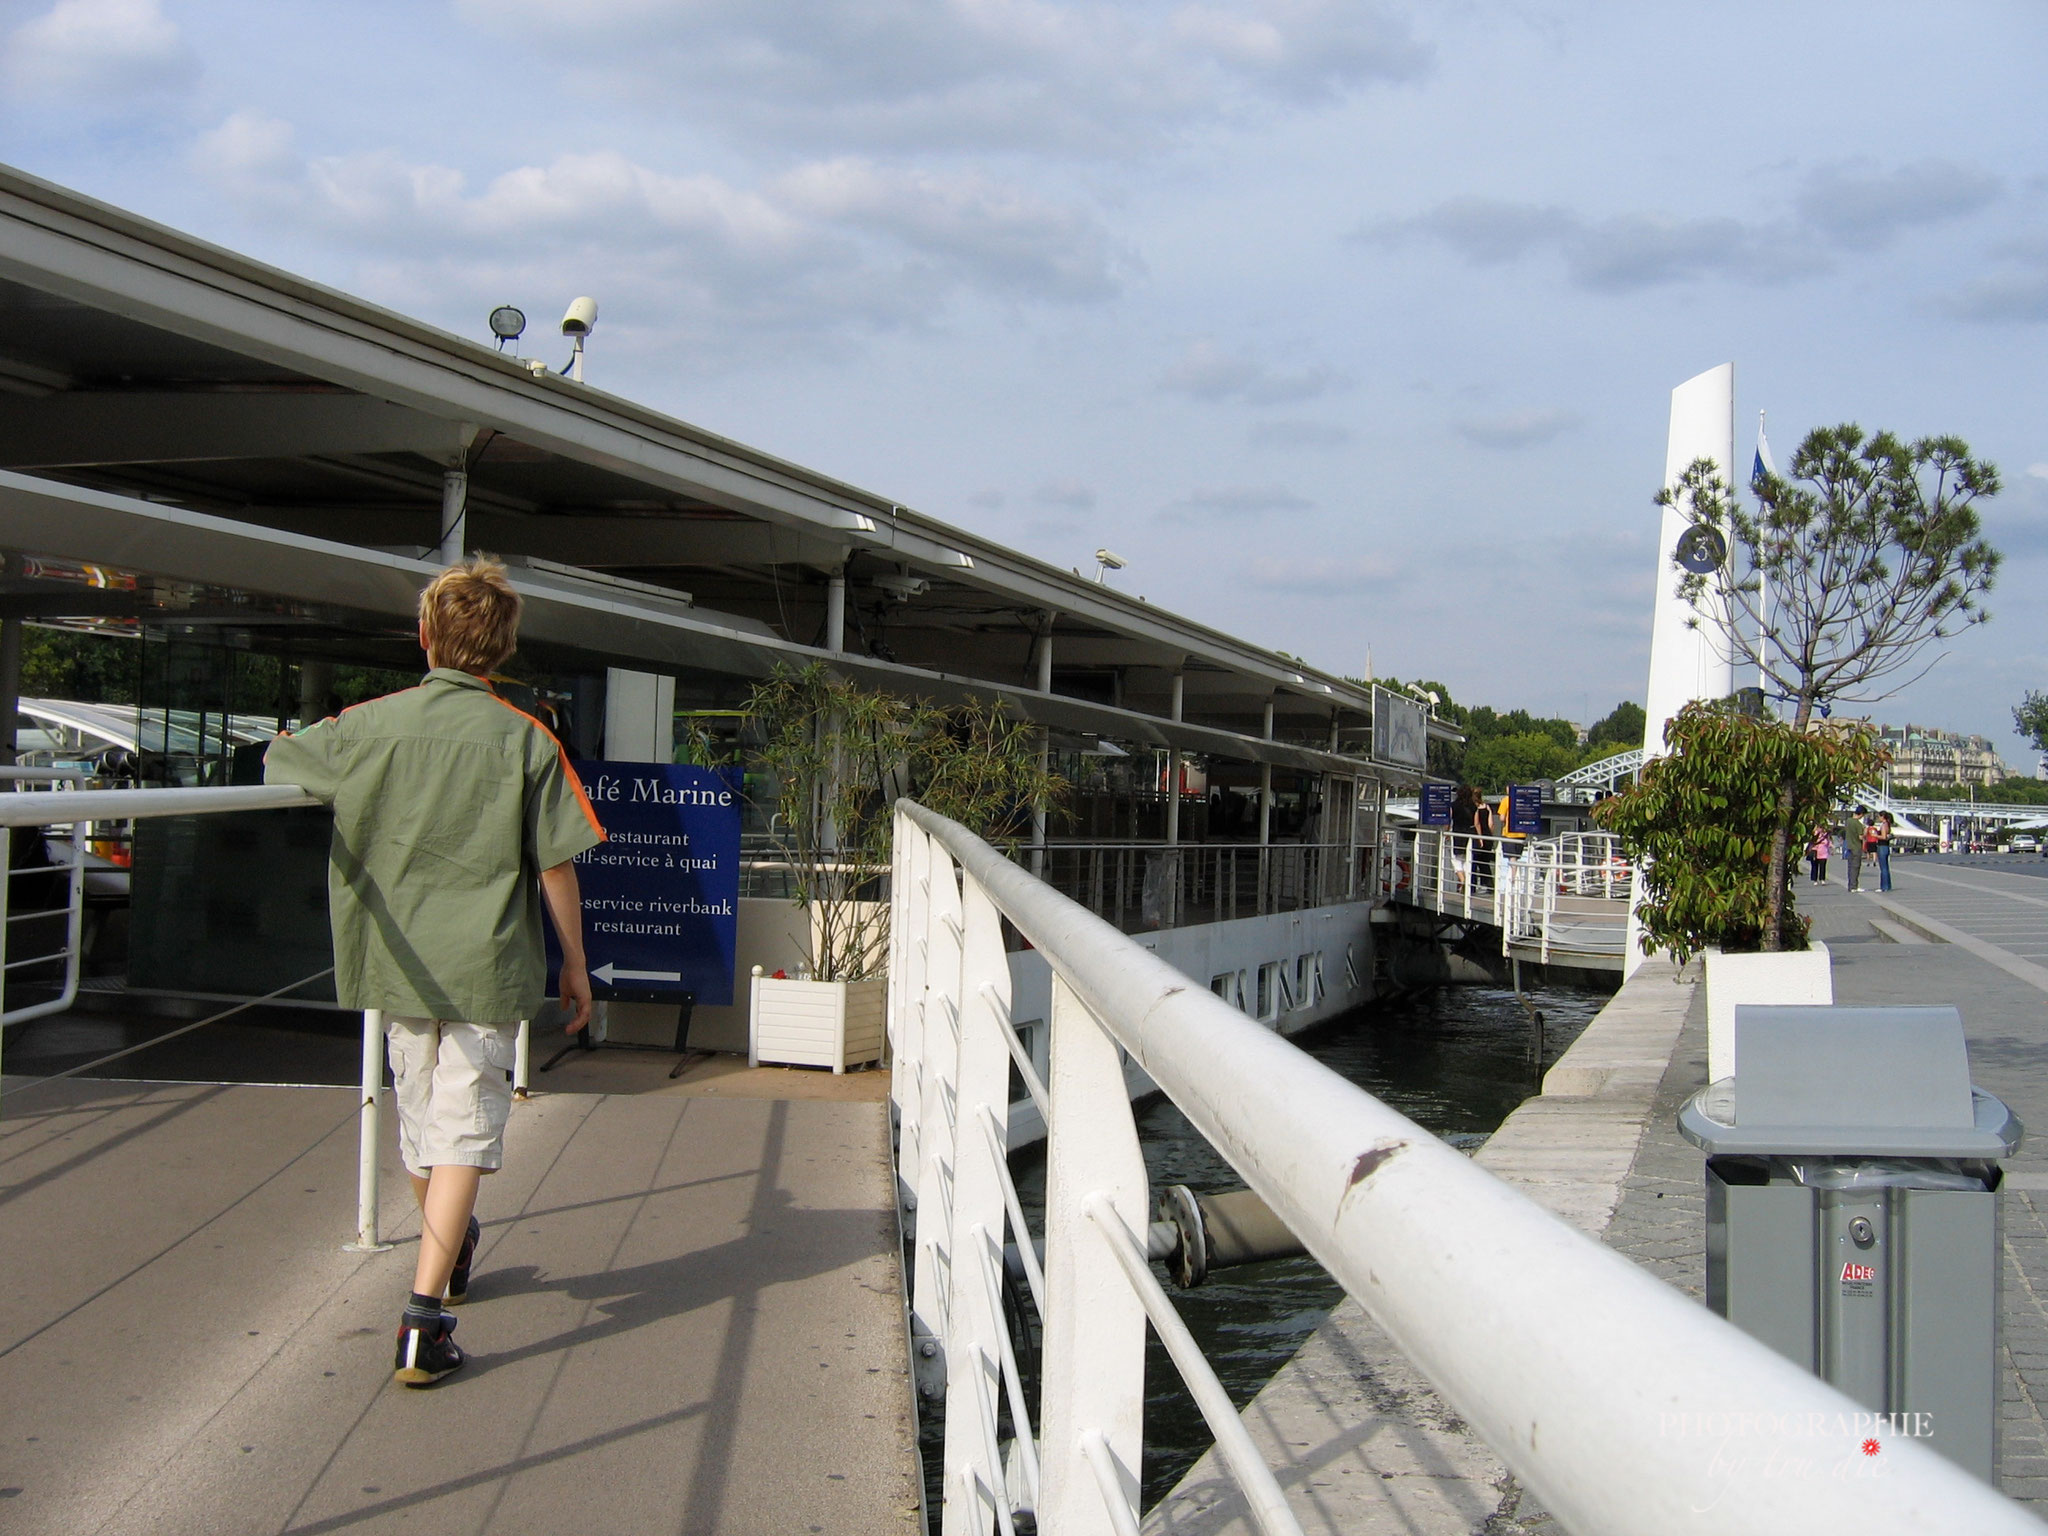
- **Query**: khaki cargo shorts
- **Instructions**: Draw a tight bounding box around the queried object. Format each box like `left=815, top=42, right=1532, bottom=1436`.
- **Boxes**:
left=385, top=1016, right=518, bottom=1178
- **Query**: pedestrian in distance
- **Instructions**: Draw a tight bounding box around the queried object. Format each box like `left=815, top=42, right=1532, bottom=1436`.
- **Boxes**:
left=1844, top=806, right=1867, bottom=893
left=1873, top=810, right=1895, bottom=893
left=1808, top=824, right=1829, bottom=885
left=264, top=558, right=606, bottom=1388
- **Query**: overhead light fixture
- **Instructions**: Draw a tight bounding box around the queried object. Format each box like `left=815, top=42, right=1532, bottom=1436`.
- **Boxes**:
left=488, top=305, right=526, bottom=349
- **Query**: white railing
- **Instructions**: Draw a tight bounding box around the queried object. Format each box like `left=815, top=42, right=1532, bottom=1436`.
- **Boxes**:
left=0, top=782, right=534, bottom=1255
left=1380, top=826, right=1504, bottom=923
left=1030, top=840, right=1362, bottom=932
left=1497, top=832, right=1631, bottom=964
left=890, top=798, right=2034, bottom=1535
left=1383, top=826, right=1631, bottom=965
left=0, top=768, right=98, bottom=1028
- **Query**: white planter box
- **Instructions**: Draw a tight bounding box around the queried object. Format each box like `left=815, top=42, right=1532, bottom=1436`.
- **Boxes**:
left=749, top=971, right=887, bottom=1073
left=1704, top=942, right=1831, bottom=1084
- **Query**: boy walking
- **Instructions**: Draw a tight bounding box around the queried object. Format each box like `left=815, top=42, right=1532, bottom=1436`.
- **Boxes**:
left=265, top=558, right=605, bottom=1386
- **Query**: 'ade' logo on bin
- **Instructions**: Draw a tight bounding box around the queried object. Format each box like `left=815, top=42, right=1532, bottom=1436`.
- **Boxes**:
left=1842, top=1262, right=1875, bottom=1283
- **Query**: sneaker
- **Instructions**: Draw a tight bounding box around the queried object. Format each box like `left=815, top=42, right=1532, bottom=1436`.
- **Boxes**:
left=393, top=1311, right=465, bottom=1387
left=446, top=1216, right=481, bottom=1306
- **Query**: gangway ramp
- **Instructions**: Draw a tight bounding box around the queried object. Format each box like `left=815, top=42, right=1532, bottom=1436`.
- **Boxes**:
left=0, top=1062, right=921, bottom=1536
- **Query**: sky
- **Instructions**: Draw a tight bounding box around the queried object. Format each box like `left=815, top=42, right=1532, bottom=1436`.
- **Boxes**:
left=1, top=0, right=2045, bottom=769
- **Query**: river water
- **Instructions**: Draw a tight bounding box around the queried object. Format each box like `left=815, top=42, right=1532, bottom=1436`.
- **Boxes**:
left=971, top=979, right=1609, bottom=1514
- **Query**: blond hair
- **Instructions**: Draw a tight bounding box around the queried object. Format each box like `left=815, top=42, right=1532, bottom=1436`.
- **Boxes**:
left=419, top=556, right=521, bottom=673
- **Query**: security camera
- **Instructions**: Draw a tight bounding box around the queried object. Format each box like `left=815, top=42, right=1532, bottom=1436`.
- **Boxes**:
left=1094, top=549, right=1126, bottom=571
left=873, top=573, right=929, bottom=602
left=561, top=296, right=599, bottom=336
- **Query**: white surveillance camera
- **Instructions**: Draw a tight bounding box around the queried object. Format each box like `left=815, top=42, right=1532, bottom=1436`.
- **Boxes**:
left=1094, top=549, right=1127, bottom=571
left=561, top=296, right=599, bottom=336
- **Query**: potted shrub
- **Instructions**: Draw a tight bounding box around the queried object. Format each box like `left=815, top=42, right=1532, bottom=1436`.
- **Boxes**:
left=1596, top=702, right=1885, bottom=1081
left=743, top=663, right=1060, bottom=1071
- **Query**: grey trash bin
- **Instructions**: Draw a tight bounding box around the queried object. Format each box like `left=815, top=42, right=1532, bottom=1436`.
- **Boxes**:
left=1678, top=1005, right=2022, bottom=1481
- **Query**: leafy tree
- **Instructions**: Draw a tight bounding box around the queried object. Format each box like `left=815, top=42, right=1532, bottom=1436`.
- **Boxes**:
left=1585, top=700, right=1646, bottom=752
left=1596, top=703, right=1887, bottom=965
left=21, top=627, right=140, bottom=704
left=1663, top=423, right=2000, bottom=949
left=1464, top=731, right=1580, bottom=791
left=2016, top=691, right=2048, bottom=755
left=745, top=663, right=1063, bottom=980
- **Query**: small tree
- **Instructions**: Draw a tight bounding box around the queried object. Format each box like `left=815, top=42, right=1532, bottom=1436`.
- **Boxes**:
left=1662, top=424, right=2000, bottom=948
left=746, top=663, right=1063, bottom=980
left=2015, top=691, right=2048, bottom=757
left=1596, top=703, right=1887, bottom=965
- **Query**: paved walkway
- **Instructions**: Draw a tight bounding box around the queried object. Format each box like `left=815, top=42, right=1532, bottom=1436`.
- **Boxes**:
left=0, top=1053, right=921, bottom=1536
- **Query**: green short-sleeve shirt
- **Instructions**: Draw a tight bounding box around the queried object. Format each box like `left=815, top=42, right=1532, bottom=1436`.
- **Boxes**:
left=263, top=669, right=606, bottom=1022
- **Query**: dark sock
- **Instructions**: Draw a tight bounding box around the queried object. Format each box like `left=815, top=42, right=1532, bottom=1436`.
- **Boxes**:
left=404, top=1291, right=444, bottom=1326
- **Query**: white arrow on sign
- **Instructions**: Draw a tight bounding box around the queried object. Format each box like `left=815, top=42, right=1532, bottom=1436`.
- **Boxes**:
left=592, top=961, right=684, bottom=985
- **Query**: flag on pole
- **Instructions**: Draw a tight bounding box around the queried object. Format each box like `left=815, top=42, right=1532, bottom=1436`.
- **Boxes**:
left=1751, top=411, right=1777, bottom=488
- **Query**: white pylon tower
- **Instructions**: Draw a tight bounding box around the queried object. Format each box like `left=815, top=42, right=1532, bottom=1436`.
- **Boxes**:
left=1642, top=362, right=1737, bottom=760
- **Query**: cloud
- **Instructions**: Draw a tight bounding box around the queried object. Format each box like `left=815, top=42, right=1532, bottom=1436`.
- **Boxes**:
left=775, top=158, right=1125, bottom=300
left=2029, top=465, right=2048, bottom=481
left=1158, top=484, right=1312, bottom=521
left=3, top=0, right=195, bottom=97
left=1377, top=158, right=2001, bottom=294
left=1247, top=419, right=1352, bottom=448
left=1034, top=478, right=1096, bottom=509
left=189, top=119, right=1122, bottom=357
left=1940, top=240, right=2048, bottom=323
left=1159, top=341, right=1341, bottom=404
left=455, top=0, right=1431, bottom=155
left=1243, top=554, right=1401, bottom=592
left=968, top=489, right=1007, bottom=508
left=1454, top=408, right=1581, bottom=449
left=1794, top=159, right=2000, bottom=251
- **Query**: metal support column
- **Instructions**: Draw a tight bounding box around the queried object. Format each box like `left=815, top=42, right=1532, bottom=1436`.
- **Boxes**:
left=825, top=568, right=847, bottom=653
left=1257, top=696, right=1274, bottom=914
left=1164, top=672, right=1183, bottom=926
left=1031, top=618, right=1054, bottom=877
left=0, top=551, right=24, bottom=766
left=436, top=469, right=468, bottom=565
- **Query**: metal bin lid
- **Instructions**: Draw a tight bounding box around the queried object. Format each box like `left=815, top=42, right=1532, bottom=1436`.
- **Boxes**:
left=1676, top=1005, right=2023, bottom=1159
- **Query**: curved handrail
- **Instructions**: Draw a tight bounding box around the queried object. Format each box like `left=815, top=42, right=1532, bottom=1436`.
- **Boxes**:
left=897, top=797, right=2032, bottom=1536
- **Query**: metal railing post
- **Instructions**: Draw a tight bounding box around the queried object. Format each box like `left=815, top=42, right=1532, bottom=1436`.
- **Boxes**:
left=1037, top=973, right=1148, bottom=1536
left=944, top=876, right=1021, bottom=1533
left=891, top=813, right=932, bottom=1209
left=345, top=1008, right=394, bottom=1252
left=911, top=839, right=965, bottom=1399
left=512, top=1019, right=531, bottom=1098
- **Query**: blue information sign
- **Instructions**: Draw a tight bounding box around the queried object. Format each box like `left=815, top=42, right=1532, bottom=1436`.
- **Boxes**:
left=545, top=762, right=742, bottom=1006
left=1419, top=782, right=1454, bottom=827
left=1507, top=783, right=1544, bottom=837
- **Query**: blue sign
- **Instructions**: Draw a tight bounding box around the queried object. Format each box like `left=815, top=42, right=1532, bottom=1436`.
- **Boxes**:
left=1507, top=783, right=1544, bottom=837
left=1420, top=782, right=1454, bottom=827
left=546, top=762, right=742, bottom=1005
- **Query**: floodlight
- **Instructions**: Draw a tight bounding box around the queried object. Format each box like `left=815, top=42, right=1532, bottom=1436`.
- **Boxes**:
left=488, top=305, right=526, bottom=347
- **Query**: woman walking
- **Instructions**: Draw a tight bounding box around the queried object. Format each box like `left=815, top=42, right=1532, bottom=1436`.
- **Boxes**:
left=1807, top=824, right=1830, bottom=885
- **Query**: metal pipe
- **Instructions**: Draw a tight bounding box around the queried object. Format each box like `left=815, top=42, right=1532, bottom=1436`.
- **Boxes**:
left=825, top=570, right=847, bottom=654
left=437, top=469, right=467, bottom=565
left=0, top=550, right=22, bottom=766
left=897, top=799, right=2034, bottom=1536
left=1032, top=621, right=1052, bottom=876
left=1084, top=1194, right=1306, bottom=1536
left=346, top=1009, right=394, bottom=1252
left=0, top=783, right=317, bottom=827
